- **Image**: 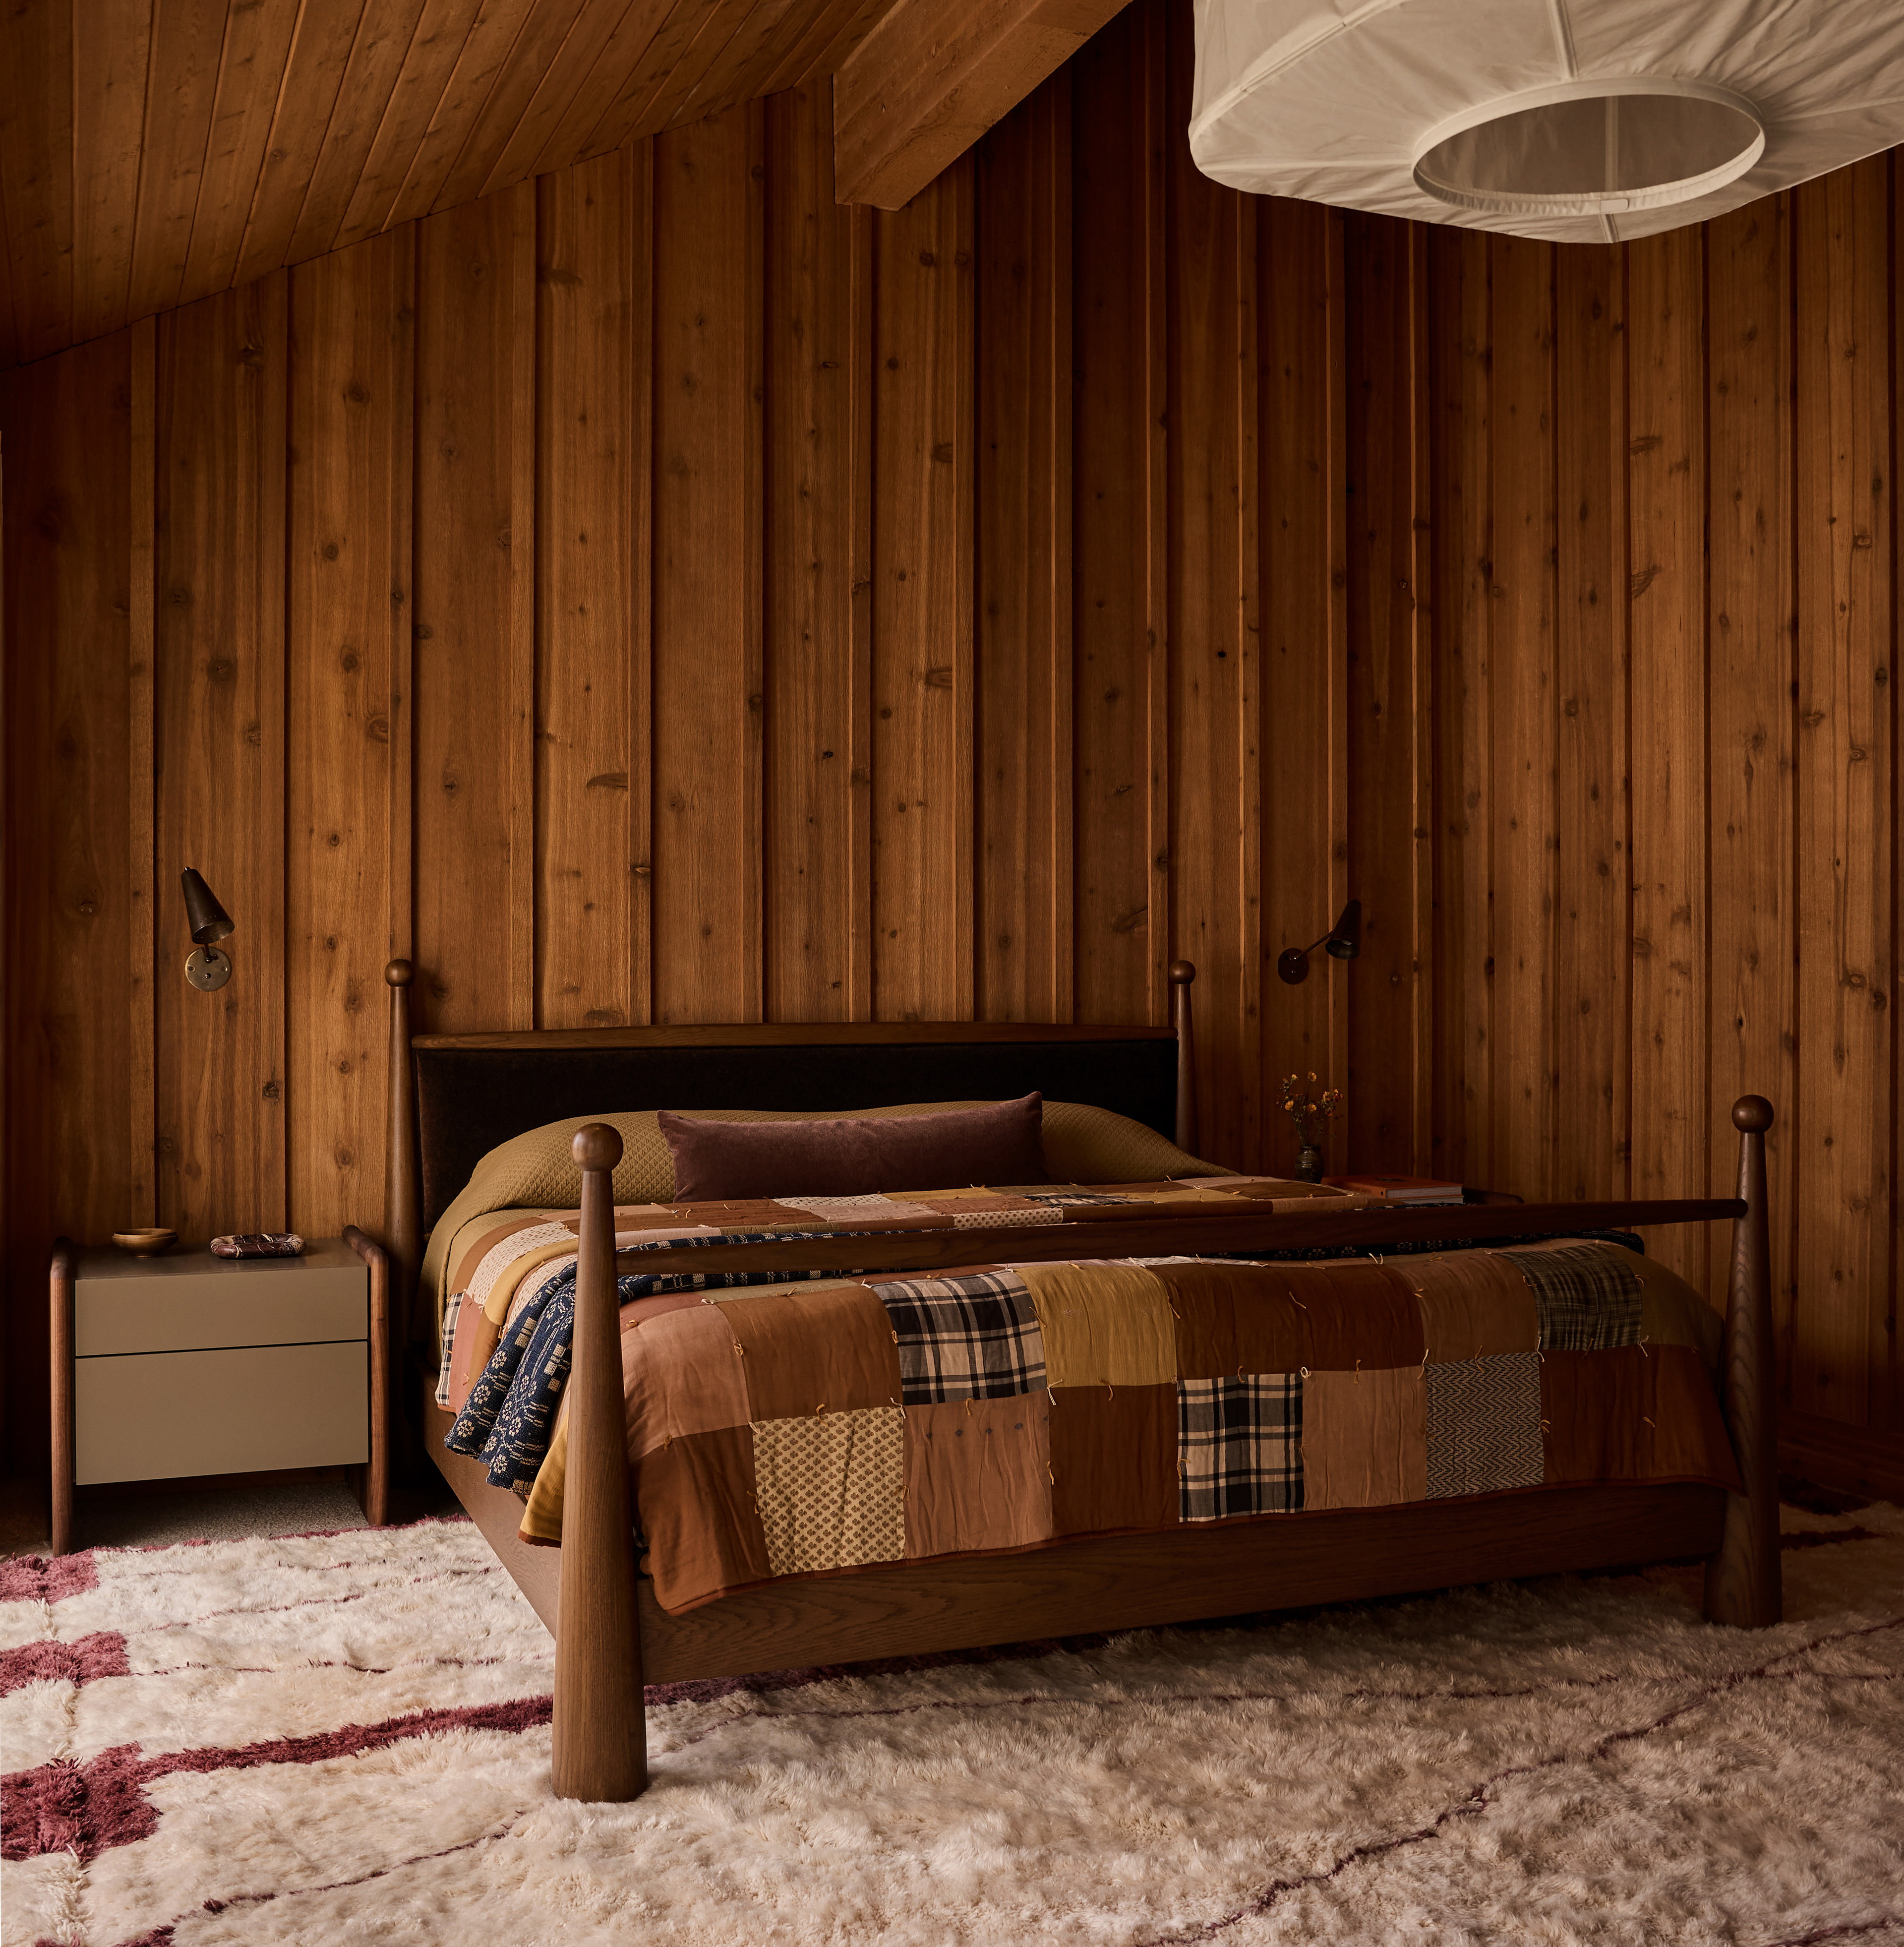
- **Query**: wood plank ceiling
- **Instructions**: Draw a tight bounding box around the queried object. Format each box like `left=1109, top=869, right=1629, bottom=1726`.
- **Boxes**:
left=0, top=0, right=931, bottom=368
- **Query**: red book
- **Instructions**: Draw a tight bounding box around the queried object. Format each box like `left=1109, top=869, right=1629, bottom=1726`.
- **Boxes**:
left=1323, top=1174, right=1464, bottom=1204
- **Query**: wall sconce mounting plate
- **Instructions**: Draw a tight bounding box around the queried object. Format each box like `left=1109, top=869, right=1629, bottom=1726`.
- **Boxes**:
left=186, top=945, right=233, bottom=991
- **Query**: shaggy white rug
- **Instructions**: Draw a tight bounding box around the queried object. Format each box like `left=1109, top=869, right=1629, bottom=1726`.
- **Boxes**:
left=1, top=1501, right=1899, bottom=1947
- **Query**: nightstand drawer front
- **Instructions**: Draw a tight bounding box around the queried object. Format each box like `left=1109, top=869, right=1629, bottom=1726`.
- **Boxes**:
left=75, top=1269, right=366, bottom=1355
left=74, top=1343, right=369, bottom=1484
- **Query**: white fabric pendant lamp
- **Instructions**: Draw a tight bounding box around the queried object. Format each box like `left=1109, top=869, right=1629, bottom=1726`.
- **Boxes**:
left=1190, top=0, right=1904, bottom=240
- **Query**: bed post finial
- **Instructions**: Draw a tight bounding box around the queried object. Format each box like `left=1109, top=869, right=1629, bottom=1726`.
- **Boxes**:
left=385, top=960, right=422, bottom=1345
left=1704, top=1094, right=1781, bottom=1628
left=554, top=1121, right=648, bottom=1801
left=1170, top=962, right=1197, bottom=1156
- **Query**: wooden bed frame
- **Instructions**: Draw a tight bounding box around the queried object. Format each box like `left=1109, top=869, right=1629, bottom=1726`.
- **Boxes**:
left=382, top=960, right=1781, bottom=1803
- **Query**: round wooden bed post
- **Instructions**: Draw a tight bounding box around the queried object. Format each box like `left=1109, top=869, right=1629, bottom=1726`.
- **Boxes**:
left=1170, top=961, right=1197, bottom=1155
left=553, top=1122, right=649, bottom=1801
left=1704, top=1095, right=1782, bottom=1628
left=384, top=960, right=423, bottom=1345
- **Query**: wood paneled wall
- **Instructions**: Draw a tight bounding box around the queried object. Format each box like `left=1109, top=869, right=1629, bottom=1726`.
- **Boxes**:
left=4, top=0, right=1900, bottom=1490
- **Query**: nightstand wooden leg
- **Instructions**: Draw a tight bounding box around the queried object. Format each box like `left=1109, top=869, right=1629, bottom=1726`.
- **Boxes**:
left=346, top=1226, right=391, bottom=1525
left=50, top=1242, right=75, bottom=1556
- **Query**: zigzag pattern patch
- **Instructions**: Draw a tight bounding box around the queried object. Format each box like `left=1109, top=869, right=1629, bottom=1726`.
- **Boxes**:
left=1425, top=1352, right=1544, bottom=1499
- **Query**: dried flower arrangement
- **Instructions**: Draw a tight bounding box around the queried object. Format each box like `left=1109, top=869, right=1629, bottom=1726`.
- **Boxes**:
left=1278, top=1074, right=1344, bottom=1178
left=1278, top=1073, right=1344, bottom=1143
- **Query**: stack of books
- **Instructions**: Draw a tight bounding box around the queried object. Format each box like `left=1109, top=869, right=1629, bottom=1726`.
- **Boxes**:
left=1323, top=1174, right=1465, bottom=1206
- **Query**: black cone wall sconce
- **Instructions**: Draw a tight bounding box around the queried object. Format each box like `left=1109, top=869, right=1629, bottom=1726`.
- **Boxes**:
left=1276, top=899, right=1361, bottom=984
left=181, top=867, right=235, bottom=991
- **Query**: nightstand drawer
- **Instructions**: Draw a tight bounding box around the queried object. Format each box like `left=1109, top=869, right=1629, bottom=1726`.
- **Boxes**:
left=74, top=1240, right=367, bottom=1355
left=74, top=1342, right=370, bottom=1484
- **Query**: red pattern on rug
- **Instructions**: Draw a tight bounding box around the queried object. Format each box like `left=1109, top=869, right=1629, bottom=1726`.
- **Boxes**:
left=0, top=1553, right=100, bottom=1603
left=0, top=1695, right=553, bottom=1863
left=0, top=1631, right=131, bottom=1697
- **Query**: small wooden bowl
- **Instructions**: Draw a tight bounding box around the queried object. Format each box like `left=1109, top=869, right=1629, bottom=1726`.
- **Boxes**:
left=112, top=1228, right=177, bottom=1257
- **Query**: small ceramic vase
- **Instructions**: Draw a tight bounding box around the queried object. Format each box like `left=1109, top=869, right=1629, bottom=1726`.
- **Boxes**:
left=1296, top=1144, right=1323, bottom=1183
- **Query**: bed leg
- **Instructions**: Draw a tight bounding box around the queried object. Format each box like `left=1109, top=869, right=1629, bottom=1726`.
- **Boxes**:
left=552, top=1123, right=648, bottom=1800
left=1704, top=1095, right=1781, bottom=1628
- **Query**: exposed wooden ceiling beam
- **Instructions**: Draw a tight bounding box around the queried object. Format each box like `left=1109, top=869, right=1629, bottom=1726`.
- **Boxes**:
left=833, top=0, right=1125, bottom=208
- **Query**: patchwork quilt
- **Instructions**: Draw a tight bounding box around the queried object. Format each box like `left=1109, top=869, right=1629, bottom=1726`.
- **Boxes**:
left=439, top=1202, right=1739, bottom=1614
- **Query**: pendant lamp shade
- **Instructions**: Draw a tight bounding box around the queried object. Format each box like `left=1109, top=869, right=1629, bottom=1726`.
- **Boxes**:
left=1190, top=0, right=1904, bottom=241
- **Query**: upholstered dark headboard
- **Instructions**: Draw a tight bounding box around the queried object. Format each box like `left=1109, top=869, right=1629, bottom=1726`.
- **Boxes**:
left=381, top=962, right=1199, bottom=1292
left=409, top=1031, right=1182, bottom=1237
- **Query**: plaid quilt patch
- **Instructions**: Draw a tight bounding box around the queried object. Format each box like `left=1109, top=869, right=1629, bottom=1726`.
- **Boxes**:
left=1498, top=1244, right=1643, bottom=1351
left=877, top=1271, right=1047, bottom=1403
left=1177, top=1374, right=1303, bottom=1521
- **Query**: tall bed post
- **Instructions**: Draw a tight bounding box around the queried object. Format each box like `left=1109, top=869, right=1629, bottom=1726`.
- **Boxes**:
left=1704, top=1094, right=1781, bottom=1628
left=1170, top=960, right=1197, bottom=1155
left=553, top=1123, right=648, bottom=1800
left=385, top=960, right=423, bottom=1346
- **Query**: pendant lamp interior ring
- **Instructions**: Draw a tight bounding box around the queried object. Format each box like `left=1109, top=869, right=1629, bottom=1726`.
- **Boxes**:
left=1411, top=76, right=1765, bottom=219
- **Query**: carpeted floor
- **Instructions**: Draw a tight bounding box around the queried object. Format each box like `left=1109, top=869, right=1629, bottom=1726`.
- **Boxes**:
left=1, top=1502, right=1899, bottom=1947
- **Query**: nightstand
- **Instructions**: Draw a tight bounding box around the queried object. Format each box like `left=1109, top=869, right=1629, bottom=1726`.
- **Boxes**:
left=49, top=1228, right=389, bottom=1555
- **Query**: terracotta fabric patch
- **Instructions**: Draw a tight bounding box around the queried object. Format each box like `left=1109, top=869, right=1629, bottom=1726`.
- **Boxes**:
left=1300, top=1262, right=1429, bottom=1369
left=751, top=1407, right=906, bottom=1577
left=1542, top=1344, right=1740, bottom=1490
left=1405, top=1254, right=1540, bottom=1362
left=1301, top=1366, right=1428, bottom=1509
left=1151, top=1261, right=1309, bottom=1379
left=623, top=1301, right=753, bottom=1458
left=722, top=1284, right=902, bottom=1421
left=445, top=1296, right=499, bottom=1415
left=1020, top=1262, right=1176, bottom=1387
left=1424, top=1353, right=1544, bottom=1498
left=903, top=1396, right=1055, bottom=1558
left=1048, top=1383, right=1179, bottom=1535
left=632, top=1426, right=773, bottom=1613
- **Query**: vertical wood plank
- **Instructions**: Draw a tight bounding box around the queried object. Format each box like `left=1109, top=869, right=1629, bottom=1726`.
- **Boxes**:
left=1706, top=194, right=1797, bottom=1355
left=1427, top=226, right=1492, bottom=1190
left=1259, top=195, right=1345, bottom=1168
left=974, top=76, right=1072, bottom=1023
left=287, top=230, right=413, bottom=1240
left=870, top=158, right=975, bottom=1022
left=1070, top=0, right=1166, bottom=1030
left=153, top=279, right=289, bottom=1242
left=1165, top=2, right=1258, bottom=1167
left=651, top=103, right=764, bottom=1025
left=1342, top=212, right=1430, bottom=1176
left=1487, top=236, right=1559, bottom=1199
left=1794, top=159, right=1892, bottom=1426
left=0, top=329, right=135, bottom=1466
left=413, top=183, right=536, bottom=1032
left=763, top=87, right=873, bottom=1022
left=1626, top=226, right=1709, bottom=1287
left=536, top=148, right=651, bottom=1030
left=1551, top=243, right=1629, bottom=1200
left=128, top=316, right=157, bottom=1226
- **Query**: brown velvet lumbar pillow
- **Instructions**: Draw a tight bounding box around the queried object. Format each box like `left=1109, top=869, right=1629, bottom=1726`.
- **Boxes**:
left=658, top=1094, right=1049, bottom=1201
